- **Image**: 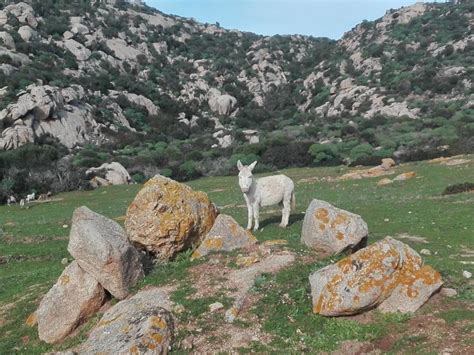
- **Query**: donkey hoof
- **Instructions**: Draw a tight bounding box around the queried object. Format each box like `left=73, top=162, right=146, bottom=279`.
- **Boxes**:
left=279, top=223, right=287, bottom=228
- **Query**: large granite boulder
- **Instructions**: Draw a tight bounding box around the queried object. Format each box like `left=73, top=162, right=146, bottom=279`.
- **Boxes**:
left=0, top=31, right=15, bottom=50
left=301, top=199, right=368, bottom=255
left=208, top=88, right=237, bottom=116
left=125, top=175, right=218, bottom=261
left=192, top=214, right=257, bottom=259
left=79, top=287, right=174, bottom=354
left=309, top=237, right=442, bottom=316
left=86, top=162, right=133, bottom=186
left=68, top=206, right=144, bottom=300
left=36, top=261, right=106, bottom=343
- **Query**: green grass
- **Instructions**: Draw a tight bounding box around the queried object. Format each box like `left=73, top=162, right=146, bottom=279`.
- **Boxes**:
left=1, top=157, right=473, bottom=353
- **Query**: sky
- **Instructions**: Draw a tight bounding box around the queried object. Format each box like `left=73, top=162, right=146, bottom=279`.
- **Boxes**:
left=145, top=0, right=441, bottom=39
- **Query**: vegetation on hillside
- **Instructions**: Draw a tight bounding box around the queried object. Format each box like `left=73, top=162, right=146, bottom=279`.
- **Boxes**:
left=0, top=0, right=473, bottom=201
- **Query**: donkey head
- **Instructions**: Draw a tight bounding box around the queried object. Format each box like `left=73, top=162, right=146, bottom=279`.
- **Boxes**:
left=237, top=160, right=257, bottom=193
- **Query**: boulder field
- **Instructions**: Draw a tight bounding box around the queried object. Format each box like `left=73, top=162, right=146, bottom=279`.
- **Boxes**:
left=32, top=174, right=444, bottom=350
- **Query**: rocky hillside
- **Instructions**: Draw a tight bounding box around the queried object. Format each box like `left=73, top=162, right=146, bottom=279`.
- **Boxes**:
left=0, top=0, right=472, bottom=198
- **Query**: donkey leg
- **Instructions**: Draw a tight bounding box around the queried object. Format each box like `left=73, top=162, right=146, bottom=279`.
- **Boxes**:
left=253, top=204, right=260, bottom=231
left=246, top=204, right=253, bottom=230
left=280, top=195, right=291, bottom=228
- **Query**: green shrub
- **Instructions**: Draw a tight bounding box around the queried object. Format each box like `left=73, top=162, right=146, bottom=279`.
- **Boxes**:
left=308, top=143, right=341, bottom=165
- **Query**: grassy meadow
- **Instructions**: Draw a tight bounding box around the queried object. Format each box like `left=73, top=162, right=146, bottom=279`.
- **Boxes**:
left=0, top=156, right=473, bottom=353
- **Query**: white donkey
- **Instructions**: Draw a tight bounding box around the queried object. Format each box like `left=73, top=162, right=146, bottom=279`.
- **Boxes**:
left=237, top=160, right=295, bottom=231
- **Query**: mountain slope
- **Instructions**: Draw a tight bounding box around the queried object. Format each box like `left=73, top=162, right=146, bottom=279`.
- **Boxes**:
left=0, top=0, right=472, bottom=199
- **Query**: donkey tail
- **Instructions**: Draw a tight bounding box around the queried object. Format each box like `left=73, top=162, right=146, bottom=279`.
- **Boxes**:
left=291, top=191, right=296, bottom=210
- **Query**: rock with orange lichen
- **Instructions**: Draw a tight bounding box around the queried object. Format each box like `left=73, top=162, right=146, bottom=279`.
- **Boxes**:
left=301, top=199, right=368, bottom=255
left=125, top=174, right=218, bottom=261
left=309, top=237, right=442, bottom=316
left=378, top=265, right=442, bottom=313
left=79, top=287, right=174, bottom=354
left=68, top=206, right=144, bottom=300
left=36, top=261, right=107, bottom=344
left=393, top=171, right=417, bottom=181
left=191, top=214, right=257, bottom=259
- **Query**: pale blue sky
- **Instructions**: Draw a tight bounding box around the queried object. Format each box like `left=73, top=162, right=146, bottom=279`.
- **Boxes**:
left=145, top=0, right=440, bottom=39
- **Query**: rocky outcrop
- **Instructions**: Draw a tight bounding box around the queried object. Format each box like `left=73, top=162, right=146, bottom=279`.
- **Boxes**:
left=86, top=162, right=133, bottom=186
left=106, top=38, right=144, bottom=61
left=192, top=214, right=257, bottom=259
left=125, top=175, right=218, bottom=261
left=301, top=199, right=368, bottom=255
left=0, top=84, right=105, bottom=150
left=36, top=261, right=107, bottom=343
left=108, top=90, right=159, bottom=116
left=79, top=287, right=174, bottom=354
left=68, top=206, right=144, bottom=300
left=208, top=88, right=237, bottom=116
left=18, top=25, right=38, bottom=42
left=309, top=237, right=442, bottom=316
left=2, top=2, right=38, bottom=28
left=0, top=31, right=15, bottom=50
left=64, top=39, right=91, bottom=61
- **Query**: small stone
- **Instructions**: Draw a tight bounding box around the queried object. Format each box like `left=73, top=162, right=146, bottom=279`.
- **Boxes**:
left=377, top=178, right=393, bottom=186
left=62, top=224, right=68, bottom=229
left=225, top=307, right=238, bottom=323
left=463, top=270, right=472, bottom=279
left=208, top=302, right=224, bottom=313
left=439, top=287, right=457, bottom=298
left=384, top=218, right=390, bottom=222
left=181, top=336, right=193, bottom=350
left=420, top=249, right=432, bottom=256
left=60, top=257, right=69, bottom=265
left=173, top=304, right=185, bottom=314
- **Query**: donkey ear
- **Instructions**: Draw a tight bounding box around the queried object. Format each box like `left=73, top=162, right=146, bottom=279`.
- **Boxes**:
left=237, top=160, right=244, bottom=171
left=248, top=161, right=257, bottom=171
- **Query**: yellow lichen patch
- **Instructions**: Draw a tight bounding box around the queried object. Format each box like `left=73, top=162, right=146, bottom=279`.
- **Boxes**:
left=59, top=275, right=70, bottom=285
left=313, top=295, right=324, bottom=314
left=121, top=325, right=131, bottom=334
left=150, top=316, right=167, bottom=329
left=314, top=208, right=330, bottom=224
left=319, top=223, right=326, bottom=231
left=230, top=223, right=239, bottom=237
left=336, top=232, right=345, bottom=240
left=236, top=255, right=259, bottom=267
left=331, top=213, right=348, bottom=229
left=190, top=250, right=201, bottom=260
left=25, top=312, right=37, bottom=327
left=129, top=345, right=139, bottom=354
left=406, top=287, right=419, bottom=298
left=337, top=257, right=353, bottom=274
left=245, top=230, right=258, bottom=242
left=150, top=332, right=163, bottom=344
left=97, top=315, right=121, bottom=327
left=229, top=307, right=239, bottom=317
left=203, top=237, right=223, bottom=250
left=353, top=295, right=360, bottom=304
